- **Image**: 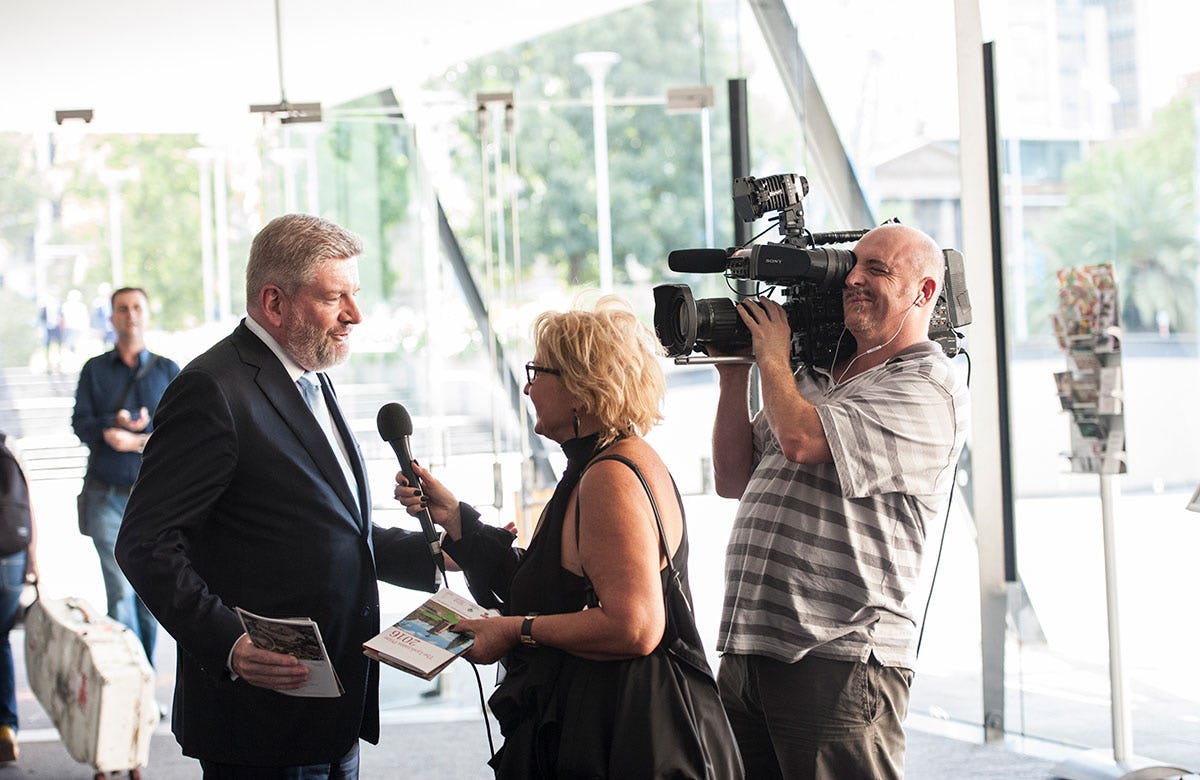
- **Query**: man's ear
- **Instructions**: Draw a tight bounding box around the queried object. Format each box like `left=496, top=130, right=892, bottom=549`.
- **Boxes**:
left=917, top=278, right=937, bottom=307
left=259, top=285, right=286, bottom=328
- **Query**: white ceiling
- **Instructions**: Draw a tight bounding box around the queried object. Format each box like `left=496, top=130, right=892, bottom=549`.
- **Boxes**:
left=0, top=0, right=642, bottom=134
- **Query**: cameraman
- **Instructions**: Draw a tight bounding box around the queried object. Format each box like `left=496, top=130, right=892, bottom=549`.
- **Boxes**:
left=710, top=223, right=968, bottom=779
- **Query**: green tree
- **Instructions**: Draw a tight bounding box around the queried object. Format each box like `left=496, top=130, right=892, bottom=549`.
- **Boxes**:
left=0, top=134, right=45, bottom=366
left=426, top=0, right=733, bottom=294
left=319, top=90, right=414, bottom=305
left=1034, top=98, right=1197, bottom=334
left=44, top=134, right=210, bottom=331
left=0, top=134, right=40, bottom=262
left=90, top=135, right=204, bottom=330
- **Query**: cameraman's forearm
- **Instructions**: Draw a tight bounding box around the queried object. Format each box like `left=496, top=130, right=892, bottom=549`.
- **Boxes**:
left=712, top=367, right=754, bottom=497
left=758, top=360, right=831, bottom=464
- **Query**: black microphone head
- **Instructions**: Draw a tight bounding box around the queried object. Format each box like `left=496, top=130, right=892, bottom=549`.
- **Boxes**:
left=376, top=402, right=413, bottom=441
left=668, top=248, right=730, bottom=274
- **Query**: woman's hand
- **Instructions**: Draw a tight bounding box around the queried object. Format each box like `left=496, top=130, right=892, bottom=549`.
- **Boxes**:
left=453, top=615, right=521, bottom=665
left=393, top=462, right=464, bottom=539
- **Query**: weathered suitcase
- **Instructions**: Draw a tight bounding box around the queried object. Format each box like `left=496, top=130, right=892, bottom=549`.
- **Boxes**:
left=24, top=596, right=159, bottom=778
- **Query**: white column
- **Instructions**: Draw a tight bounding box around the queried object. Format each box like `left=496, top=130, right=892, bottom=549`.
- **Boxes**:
left=98, top=167, right=140, bottom=288
left=952, top=0, right=1008, bottom=743
left=187, top=148, right=216, bottom=323
left=574, top=51, right=620, bottom=292
left=213, top=152, right=232, bottom=321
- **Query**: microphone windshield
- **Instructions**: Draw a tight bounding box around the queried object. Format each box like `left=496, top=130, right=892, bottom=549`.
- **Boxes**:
left=376, top=402, right=413, bottom=441
left=667, top=248, right=729, bottom=274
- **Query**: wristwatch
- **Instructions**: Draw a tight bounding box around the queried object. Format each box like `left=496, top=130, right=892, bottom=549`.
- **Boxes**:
left=519, top=615, right=538, bottom=647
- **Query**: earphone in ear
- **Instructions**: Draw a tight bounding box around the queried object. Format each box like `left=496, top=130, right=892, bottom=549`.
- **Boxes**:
left=911, top=294, right=923, bottom=307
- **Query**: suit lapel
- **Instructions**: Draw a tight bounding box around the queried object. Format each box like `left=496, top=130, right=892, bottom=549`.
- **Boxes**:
left=232, top=324, right=365, bottom=532
left=319, top=373, right=370, bottom=531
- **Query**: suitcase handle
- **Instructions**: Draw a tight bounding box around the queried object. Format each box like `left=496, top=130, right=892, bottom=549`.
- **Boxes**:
left=64, top=597, right=103, bottom=624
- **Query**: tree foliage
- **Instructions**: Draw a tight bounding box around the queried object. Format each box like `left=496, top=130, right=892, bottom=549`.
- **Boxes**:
left=427, top=0, right=732, bottom=295
left=0, top=134, right=40, bottom=262
left=1033, top=98, right=1197, bottom=333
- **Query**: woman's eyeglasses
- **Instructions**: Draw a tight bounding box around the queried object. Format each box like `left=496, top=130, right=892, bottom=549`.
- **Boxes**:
left=525, top=362, right=562, bottom=384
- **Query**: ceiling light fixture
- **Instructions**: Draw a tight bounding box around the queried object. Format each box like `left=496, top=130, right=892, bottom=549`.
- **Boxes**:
left=54, top=108, right=94, bottom=125
left=249, top=0, right=321, bottom=124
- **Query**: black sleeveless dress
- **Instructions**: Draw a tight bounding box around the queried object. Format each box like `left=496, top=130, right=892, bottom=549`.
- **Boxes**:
left=442, top=435, right=723, bottom=779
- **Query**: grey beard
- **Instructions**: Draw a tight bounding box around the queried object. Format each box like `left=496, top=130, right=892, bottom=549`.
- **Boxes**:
left=285, top=320, right=348, bottom=372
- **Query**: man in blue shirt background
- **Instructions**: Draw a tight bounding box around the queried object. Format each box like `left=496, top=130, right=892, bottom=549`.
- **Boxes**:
left=72, top=286, right=179, bottom=665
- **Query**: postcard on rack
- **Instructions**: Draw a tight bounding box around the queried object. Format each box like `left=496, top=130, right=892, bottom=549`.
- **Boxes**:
left=363, top=588, right=499, bottom=680
left=235, top=607, right=344, bottom=698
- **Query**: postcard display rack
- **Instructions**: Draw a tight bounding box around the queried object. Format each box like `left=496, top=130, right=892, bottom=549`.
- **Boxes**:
left=1052, top=265, right=1126, bottom=477
left=1050, top=265, right=1187, bottom=780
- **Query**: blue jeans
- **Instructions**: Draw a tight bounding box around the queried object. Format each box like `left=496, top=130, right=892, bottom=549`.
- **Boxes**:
left=0, top=551, right=26, bottom=730
left=82, top=484, right=157, bottom=665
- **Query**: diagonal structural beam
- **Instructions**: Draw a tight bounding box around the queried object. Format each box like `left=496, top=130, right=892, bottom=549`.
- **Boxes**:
left=436, top=199, right=556, bottom=487
left=747, top=0, right=875, bottom=232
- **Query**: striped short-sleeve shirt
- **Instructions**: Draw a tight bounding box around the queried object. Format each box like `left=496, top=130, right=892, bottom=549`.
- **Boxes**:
left=718, top=341, right=969, bottom=669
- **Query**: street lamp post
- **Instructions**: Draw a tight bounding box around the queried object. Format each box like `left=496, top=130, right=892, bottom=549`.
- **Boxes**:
left=574, top=51, right=620, bottom=292
left=97, top=167, right=140, bottom=287
left=187, top=148, right=216, bottom=322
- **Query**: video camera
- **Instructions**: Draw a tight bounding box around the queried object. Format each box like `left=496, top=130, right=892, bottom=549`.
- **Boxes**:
left=652, top=173, right=972, bottom=368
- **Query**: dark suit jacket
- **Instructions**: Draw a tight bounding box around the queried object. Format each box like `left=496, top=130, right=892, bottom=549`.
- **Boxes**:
left=116, top=321, right=436, bottom=766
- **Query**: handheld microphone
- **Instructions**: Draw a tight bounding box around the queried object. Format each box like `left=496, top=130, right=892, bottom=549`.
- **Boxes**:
left=376, top=402, right=445, bottom=576
left=667, top=248, right=730, bottom=274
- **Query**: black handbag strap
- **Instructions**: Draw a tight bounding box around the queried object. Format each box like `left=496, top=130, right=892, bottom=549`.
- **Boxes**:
left=574, top=453, right=685, bottom=605
left=111, top=354, right=159, bottom=413
left=575, top=454, right=719, bottom=676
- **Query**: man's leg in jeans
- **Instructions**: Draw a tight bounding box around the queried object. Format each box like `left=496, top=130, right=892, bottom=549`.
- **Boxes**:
left=86, top=490, right=148, bottom=656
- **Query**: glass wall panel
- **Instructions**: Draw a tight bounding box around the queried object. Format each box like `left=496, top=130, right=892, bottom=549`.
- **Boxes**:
left=787, top=0, right=1200, bottom=768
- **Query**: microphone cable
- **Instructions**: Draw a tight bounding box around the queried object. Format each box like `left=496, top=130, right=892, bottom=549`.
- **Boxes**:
left=466, top=659, right=496, bottom=758
left=432, top=560, right=497, bottom=758
left=915, top=345, right=971, bottom=659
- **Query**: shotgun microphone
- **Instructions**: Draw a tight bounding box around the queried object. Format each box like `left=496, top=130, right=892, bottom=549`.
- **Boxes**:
left=376, top=402, right=445, bottom=575
left=667, top=248, right=730, bottom=274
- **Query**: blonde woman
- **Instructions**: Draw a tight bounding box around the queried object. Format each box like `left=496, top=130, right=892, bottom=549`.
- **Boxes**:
left=395, top=296, right=741, bottom=778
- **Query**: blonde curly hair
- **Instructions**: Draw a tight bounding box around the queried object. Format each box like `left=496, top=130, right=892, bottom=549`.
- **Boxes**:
left=531, top=295, right=666, bottom=447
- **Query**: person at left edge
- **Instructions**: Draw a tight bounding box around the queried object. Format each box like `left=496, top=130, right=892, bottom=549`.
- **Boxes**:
left=116, top=214, right=439, bottom=779
left=72, top=286, right=180, bottom=665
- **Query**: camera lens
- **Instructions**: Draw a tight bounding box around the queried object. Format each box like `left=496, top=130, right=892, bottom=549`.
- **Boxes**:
left=653, top=285, right=753, bottom=356
left=653, top=284, right=698, bottom=356
left=694, top=298, right=751, bottom=352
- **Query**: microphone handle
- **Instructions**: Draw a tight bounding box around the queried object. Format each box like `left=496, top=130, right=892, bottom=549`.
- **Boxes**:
left=393, top=439, right=446, bottom=574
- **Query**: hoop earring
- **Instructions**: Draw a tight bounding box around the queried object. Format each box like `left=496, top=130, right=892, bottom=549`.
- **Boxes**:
left=572, top=410, right=581, bottom=439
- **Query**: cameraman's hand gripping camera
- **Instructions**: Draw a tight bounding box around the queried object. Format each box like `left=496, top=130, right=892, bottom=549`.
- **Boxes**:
left=653, top=173, right=971, bottom=369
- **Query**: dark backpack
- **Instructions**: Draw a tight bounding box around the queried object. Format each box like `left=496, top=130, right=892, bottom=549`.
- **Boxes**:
left=0, top=436, right=33, bottom=556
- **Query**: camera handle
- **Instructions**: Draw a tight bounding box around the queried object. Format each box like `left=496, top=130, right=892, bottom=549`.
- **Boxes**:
left=673, top=355, right=757, bottom=366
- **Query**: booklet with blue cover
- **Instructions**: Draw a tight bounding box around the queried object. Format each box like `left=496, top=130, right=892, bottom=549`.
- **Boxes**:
left=362, top=588, right=499, bottom=680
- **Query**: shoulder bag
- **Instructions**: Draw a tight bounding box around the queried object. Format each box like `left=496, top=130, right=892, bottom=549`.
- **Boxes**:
left=563, top=453, right=744, bottom=780
left=0, top=438, right=33, bottom=556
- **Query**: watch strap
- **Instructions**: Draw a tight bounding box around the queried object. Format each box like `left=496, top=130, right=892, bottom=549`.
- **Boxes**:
left=520, top=615, right=538, bottom=647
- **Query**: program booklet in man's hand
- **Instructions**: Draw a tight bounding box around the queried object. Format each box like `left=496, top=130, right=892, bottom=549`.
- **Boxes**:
left=363, top=588, right=498, bottom=680
left=235, top=607, right=344, bottom=698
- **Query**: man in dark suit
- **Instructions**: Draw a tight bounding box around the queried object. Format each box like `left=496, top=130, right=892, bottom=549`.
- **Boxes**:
left=117, top=214, right=438, bottom=778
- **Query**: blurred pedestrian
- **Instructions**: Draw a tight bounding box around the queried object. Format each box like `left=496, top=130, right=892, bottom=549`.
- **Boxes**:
left=72, top=287, right=180, bottom=665
left=0, top=433, right=38, bottom=763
